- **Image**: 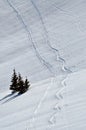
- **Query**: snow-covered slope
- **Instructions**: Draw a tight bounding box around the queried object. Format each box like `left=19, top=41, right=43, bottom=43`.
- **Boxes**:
left=0, top=0, right=86, bottom=130
left=0, top=0, right=86, bottom=91
left=0, top=69, right=86, bottom=130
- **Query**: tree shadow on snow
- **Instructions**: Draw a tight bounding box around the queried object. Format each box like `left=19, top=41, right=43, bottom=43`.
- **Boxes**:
left=0, top=93, right=14, bottom=102
left=0, top=93, right=22, bottom=104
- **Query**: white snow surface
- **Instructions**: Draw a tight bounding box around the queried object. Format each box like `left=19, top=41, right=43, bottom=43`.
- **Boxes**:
left=0, top=70, right=86, bottom=130
left=0, top=0, right=86, bottom=129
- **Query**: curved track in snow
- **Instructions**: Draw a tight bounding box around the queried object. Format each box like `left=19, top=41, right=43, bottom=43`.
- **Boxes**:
left=30, top=0, right=72, bottom=129
left=30, top=0, right=72, bottom=73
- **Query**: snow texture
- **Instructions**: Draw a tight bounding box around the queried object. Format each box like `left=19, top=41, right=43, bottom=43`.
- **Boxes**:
left=0, top=0, right=86, bottom=130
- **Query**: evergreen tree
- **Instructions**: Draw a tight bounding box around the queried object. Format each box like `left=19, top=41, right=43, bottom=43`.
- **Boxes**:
left=10, top=69, right=30, bottom=94
left=10, top=69, right=18, bottom=93
left=24, top=77, right=30, bottom=92
left=17, top=73, right=25, bottom=94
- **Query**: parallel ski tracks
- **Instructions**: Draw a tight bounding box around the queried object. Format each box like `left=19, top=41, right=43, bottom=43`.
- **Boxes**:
left=7, top=0, right=54, bottom=76
left=30, top=1, right=72, bottom=130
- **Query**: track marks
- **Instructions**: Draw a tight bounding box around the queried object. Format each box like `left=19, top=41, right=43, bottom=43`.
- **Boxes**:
left=7, top=1, right=72, bottom=130
left=7, top=0, right=54, bottom=76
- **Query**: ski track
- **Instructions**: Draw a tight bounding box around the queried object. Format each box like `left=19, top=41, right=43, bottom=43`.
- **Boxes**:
left=30, top=1, right=72, bottom=129
left=7, top=0, right=54, bottom=76
left=26, top=78, right=54, bottom=130
left=7, top=0, right=72, bottom=130
left=30, top=0, right=60, bottom=65
left=30, top=0, right=72, bottom=73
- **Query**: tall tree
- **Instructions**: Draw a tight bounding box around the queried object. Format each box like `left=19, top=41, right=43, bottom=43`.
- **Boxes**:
left=17, top=73, right=25, bottom=94
left=24, top=77, right=30, bottom=92
left=10, top=69, right=18, bottom=92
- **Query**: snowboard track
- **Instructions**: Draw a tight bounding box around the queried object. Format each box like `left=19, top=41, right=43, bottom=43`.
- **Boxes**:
left=30, top=1, right=72, bottom=129
left=30, top=0, right=72, bottom=73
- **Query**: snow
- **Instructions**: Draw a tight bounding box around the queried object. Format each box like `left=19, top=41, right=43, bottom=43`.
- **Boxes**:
left=0, top=0, right=86, bottom=129
left=0, top=0, right=86, bottom=90
left=0, top=70, right=86, bottom=130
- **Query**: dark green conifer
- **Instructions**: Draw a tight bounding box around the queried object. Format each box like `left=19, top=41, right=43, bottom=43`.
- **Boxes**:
left=24, top=77, right=30, bottom=92
left=18, top=73, right=25, bottom=94
left=10, top=70, right=30, bottom=94
left=10, top=69, right=18, bottom=93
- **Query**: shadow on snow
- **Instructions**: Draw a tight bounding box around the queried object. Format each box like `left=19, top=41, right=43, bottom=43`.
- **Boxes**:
left=0, top=93, right=22, bottom=104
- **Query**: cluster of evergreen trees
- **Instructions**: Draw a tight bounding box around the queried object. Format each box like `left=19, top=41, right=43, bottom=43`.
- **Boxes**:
left=10, top=69, right=30, bottom=94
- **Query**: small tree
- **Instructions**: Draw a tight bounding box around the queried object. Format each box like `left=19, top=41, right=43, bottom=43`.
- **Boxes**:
left=24, top=77, right=30, bottom=92
left=10, top=69, right=18, bottom=93
left=17, top=73, right=25, bottom=94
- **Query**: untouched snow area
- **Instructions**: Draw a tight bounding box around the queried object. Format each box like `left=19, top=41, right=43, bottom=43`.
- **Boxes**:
left=0, top=0, right=86, bottom=130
